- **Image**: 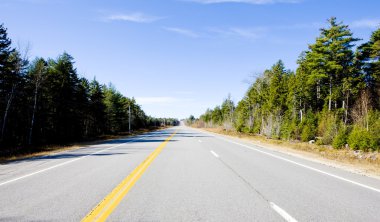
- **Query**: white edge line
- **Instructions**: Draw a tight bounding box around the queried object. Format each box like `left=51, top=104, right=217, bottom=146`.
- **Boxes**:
left=270, top=202, right=298, bottom=222
left=214, top=134, right=380, bottom=194
left=210, top=150, right=219, bottom=158
left=0, top=134, right=153, bottom=187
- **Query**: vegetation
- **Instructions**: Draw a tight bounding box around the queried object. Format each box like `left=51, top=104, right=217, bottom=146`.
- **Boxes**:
left=192, top=17, right=380, bottom=151
left=0, top=23, right=178, bottom=155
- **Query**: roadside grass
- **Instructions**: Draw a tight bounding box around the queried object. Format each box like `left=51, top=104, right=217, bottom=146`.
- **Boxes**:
left=200, top=127, right=380, bottom=178
left=0, top=127, right=167, bottom=163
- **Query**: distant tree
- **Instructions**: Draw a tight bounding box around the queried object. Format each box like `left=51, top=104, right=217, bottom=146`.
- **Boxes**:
left=221, top=94, right=235, bottom=125
left=211, top=106, right=223, bottom=126
left=187, top=115, right=195, bottom=125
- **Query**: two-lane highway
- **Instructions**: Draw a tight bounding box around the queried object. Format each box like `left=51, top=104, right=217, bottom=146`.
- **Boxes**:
left=1, top=126, right=380, bottom=221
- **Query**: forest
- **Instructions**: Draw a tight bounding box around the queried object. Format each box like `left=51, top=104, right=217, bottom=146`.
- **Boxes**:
left=193, top=17, right=380, bottom=151
left=0, top=23, right=178, bottom=155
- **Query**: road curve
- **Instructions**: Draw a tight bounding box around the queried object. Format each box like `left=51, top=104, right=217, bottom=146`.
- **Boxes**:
left=0, top=126, right=379, bottom=221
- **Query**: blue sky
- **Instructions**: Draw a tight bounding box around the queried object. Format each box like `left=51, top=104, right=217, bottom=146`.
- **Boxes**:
left=1, top=0, right=379, bottom=119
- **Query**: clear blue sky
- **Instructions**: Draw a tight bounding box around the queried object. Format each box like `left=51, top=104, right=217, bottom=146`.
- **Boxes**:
left=1, top=0, right=379, bottom=119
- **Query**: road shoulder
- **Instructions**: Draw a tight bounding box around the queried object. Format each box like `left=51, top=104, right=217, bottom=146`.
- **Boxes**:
left=193, top=127, right=380, bottom=180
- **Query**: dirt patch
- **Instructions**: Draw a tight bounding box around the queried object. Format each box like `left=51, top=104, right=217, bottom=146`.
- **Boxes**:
left=199, top=127, right=380, bottom=179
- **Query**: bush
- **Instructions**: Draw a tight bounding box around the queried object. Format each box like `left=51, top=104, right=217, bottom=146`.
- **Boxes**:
left=332, top=128, right=347, bottom=149
left=347, top=126, right=376, bottom=151
left=299, top=110, right=316, bottom=142
left=368, top=111, right=380, bottom=151
left=301, top=125, right=314, bottom=142
left=318, top=112, right=338, bottom=145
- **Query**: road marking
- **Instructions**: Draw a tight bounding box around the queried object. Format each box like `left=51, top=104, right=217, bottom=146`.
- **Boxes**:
left=198, top=139, right=202, bottom=143
left=82, top=131, right=177, bottom=222
left=210, top=150, right=219, bottom=158
left=270, top=202, right=298, bottom=222
left=0, top=133, right=154, bottom=187
left=215, top=135, right=380, bottom=194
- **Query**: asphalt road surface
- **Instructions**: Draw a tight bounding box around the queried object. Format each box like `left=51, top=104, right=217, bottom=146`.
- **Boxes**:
left=1, top=126, right=380, bottom=221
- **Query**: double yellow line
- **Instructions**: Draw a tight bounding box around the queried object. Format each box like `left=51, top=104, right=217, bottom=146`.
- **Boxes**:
left=82, top=131, right=177, bottom=222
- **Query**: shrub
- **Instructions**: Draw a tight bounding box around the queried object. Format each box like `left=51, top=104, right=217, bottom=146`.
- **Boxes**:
left=299, top=110, right=317, bottom=142
left=280, top=119, right=293, bottom=140
left=347, top=126, right=376, bottom=151
left=318, top=112, right=339, bottom=145
left=301, top=125, right=314, bottom=142
left=368, top=111, right=380, bottom=151
left=332, top=128, right=347, bottom=149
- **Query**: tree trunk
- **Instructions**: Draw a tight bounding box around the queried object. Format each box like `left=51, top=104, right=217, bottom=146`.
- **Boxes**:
left=248, top=104, right=252, bottom=130
left=362, top=90, right=369, bottom=131
left=317, top=80, right=321, bottom=99
left=1, top=84, right=16, bottom=141
left=299, top=98, right=303, bottom=122
left=344, top=93, right=349, bottom=125
left=328, top=76, right=332, bottom=111
left=28, top=85, right=38, bottom=145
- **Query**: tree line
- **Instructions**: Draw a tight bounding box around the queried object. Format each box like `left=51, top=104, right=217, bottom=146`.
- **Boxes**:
left=194, top=17, right=380, bottom=151
left=0, top=23, right=178, bottom=154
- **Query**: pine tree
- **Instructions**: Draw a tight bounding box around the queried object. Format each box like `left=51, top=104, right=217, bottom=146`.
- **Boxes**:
left=0, top=24, right=15, bottom=142
left=44, top=53, right=85, bottom=143
left=303, top=17, right=359, bottom=113
left=88, top=79, right=106, bottom=136
left=356, top=28, right=380, bottom=107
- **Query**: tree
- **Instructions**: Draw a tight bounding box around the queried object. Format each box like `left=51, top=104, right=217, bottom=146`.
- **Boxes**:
left=103, top=84, right=127, bottom=133
left=43, top=53, right=86, bottom=143
left=1, top=49, right=28, bottom=144
left=27, top=58, right=47, bottom=144
left=303, top=17, right=359, bottom=113
left=356, top=27, right=380, bottom=107
left=0, top=24, right=15, bottom=142
left=187, top=115, right=195, bottom=125
left=211, top=106, right=223, bottom=126
left=87, top=78, right=106, bottom=136
left=221, top=94, right=235, bottom=130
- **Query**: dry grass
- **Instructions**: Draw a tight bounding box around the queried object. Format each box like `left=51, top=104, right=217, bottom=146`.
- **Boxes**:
left=0, top=127, right=167, bottom=163
left=200, top=127, right=380, bottom=178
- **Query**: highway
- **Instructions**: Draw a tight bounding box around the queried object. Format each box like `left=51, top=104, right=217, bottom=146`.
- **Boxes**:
left=0, top=126, right=380, bottom=221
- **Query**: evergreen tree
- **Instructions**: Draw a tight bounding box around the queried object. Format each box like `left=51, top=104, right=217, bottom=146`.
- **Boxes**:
left=27, top=58, right=48, bottom=145
left=356, top=28, right=380, bottom=106
left=0, top=24, right=15, bottom=143
left=303, top=17, right=359, bottom=112
left=88, top=79, right=106, bottom=136
left=44, top=53, right=86, bottom=143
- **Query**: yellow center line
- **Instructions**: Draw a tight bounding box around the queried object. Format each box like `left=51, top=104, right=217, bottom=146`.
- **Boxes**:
left=81, top=130, right=177, bottom=222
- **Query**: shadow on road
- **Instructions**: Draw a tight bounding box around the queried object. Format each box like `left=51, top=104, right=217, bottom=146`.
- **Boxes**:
left=2, top=130, right=206, bottom=164
left=2, top=136, right=179, bottom=164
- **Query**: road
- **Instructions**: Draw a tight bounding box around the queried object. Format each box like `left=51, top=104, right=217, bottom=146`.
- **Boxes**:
left=0, top=126, right=380, bottom=221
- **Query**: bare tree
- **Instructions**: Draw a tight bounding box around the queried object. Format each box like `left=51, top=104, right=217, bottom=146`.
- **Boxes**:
left=351, top=90, right=371, bottom=131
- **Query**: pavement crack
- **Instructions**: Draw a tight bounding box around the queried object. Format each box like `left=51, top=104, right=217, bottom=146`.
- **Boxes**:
left=216, top=157, right=271, bottom=204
